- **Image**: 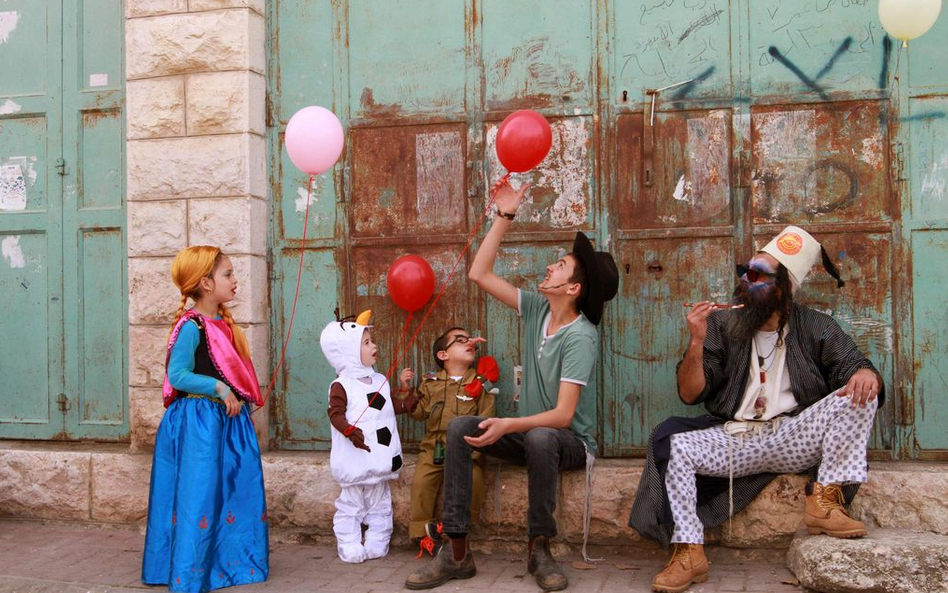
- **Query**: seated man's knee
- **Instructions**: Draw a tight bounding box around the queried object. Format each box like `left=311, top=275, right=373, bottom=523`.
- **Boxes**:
left=524, top=426, right=558, bottom=453
left=447, top=415, right=483, bottom=442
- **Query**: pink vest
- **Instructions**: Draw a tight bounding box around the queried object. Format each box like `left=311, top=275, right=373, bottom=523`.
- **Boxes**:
left=162, top=311, right=263, bottom=408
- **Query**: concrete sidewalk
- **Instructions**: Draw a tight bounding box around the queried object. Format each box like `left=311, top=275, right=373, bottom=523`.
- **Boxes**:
left=0, top=519, right=803, bottom=593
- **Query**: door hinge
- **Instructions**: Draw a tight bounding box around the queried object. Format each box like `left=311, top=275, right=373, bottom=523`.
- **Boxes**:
left=55, top=158, right=68, bottom=176
left=56, top=393, right=71, bottom=413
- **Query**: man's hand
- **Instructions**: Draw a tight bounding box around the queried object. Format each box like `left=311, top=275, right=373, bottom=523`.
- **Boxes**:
left=837, top=368, right=880, bottom=408
left=399, top=368, right=415, bottom=391
left=463, top=417, right=512, bottom=448
left=493, top=182, right=531, bottom=216
left=686, top=301, right=715, bottom=345
left=347, top=426, right=371, bottom=452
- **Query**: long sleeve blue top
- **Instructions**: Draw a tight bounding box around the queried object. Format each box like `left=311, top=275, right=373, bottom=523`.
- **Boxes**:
left=167, top=320, right=220, bottom=397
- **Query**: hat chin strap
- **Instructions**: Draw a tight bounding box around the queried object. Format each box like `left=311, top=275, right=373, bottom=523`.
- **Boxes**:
left=820, top=246, right=845, bottom=288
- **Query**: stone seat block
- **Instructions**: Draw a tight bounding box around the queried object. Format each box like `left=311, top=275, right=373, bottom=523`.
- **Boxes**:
left=787, top=529, right=948, bottom=593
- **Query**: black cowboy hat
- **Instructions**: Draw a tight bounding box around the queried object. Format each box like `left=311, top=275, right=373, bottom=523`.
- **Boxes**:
left=571, top=232, right=618, bottom=325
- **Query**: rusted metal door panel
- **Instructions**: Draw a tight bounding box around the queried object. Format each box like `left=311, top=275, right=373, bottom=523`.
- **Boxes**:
left=752, top=231, right=895, bottom=451
left=748, top=1, right=888, bottom=98
left=910, top=231, right=948, bottom=451
left=350, top=246, right=474, bottom=444
left=481, top=1, right=594, bottom=112
left=615, top=110, right=733, bottom=229
left=348, top=0, right=467, bottom=119
left=613, top=0, right=733, bottom=100
left=603, top=238, right=734, bottom=455
left=350, top=124, right=467, bottom=237
left=751, top=101, right=890, bottom=224
left=485, top=116, right=595, bottom=232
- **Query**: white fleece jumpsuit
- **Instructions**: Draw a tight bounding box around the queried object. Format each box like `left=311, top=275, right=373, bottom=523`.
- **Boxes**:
left=320, top=318, right=402, bottom=563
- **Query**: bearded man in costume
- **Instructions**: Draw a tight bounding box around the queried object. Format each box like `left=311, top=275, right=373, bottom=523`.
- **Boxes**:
left=628, top=226, right=884, bottom=593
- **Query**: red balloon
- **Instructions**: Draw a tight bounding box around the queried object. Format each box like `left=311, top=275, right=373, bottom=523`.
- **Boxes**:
left=386, top=255, right=435, bottom=312
left=495, top=110, right=553, bottom=173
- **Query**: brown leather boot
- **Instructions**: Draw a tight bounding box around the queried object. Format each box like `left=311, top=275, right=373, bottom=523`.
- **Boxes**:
left=804, top=482, right=867, bottom=538
left=527, top=536, right=568, bottom=591
left=652, top=543, right=708, bottom=593
left=405, top=535, right=476, bottom=590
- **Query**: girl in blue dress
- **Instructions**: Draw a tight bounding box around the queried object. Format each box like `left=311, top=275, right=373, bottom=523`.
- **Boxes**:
left=142, top=245, right=269, bottom=593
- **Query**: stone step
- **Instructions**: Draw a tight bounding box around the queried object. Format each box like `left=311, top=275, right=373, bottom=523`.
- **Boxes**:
left=1, top=442, right=946, bottom=550
left=787, top=529, right=948, bottom=593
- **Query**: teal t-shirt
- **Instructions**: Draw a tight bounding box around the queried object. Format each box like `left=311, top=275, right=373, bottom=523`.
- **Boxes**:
left=518, top=290, right=599, bottom=454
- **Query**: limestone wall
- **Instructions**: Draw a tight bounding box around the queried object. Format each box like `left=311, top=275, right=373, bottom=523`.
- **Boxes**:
left=124, top=0, right=269, bottom=449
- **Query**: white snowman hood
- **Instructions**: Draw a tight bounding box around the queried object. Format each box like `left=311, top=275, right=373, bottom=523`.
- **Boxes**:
left=320, top=310, right=375, bottom=379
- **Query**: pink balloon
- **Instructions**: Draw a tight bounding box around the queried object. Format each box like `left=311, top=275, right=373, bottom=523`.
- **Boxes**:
left=285, top=106, right=344, bottom=175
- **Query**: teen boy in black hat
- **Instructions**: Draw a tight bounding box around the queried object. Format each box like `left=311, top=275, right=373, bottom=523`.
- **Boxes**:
left=405, top=181, right=619, bottom=592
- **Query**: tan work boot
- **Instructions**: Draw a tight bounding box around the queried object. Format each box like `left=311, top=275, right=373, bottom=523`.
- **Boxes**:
left=804, top=482, right=867, bottom=538
left=405, top=535, right=476, bottom=590
left=527, top=536, right=568, bottom=591
left=652, top=543, right=709, bottom=593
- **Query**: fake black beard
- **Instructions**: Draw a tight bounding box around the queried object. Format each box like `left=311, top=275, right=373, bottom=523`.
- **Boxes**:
left=723, top=282, right=790, bottom=342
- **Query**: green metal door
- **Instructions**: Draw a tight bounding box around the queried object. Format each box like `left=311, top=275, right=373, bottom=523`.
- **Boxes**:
left=904, top=12, right=948, bottom=457
left=0, top=0, right=126, bottom=440
left=268, top=0, right=943, bottom=458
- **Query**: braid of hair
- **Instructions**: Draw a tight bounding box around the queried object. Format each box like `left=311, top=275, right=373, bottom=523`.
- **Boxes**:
left=168, top=294, right=190, bottom=341
left=218, top=304, right=251, bottom=359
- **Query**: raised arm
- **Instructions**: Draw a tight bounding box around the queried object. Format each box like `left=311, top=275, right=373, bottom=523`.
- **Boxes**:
left=468, top=182, right=531, bottom=310
left=677, top=302, right=714, bottom=404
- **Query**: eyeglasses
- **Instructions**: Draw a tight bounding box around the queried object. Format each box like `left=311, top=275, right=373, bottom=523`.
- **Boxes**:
left=444, top=335, right=472, bottom=349
left=736, top=264, right=778, bottom=283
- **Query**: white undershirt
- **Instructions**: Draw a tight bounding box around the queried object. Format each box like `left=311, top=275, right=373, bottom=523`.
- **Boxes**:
left=736, top=329, right=798, bottom=421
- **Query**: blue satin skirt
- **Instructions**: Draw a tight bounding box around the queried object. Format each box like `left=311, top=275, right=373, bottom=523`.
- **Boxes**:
left=142, top=397, right=269, bottom=593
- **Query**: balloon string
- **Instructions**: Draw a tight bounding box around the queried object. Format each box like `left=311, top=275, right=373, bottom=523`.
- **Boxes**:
left=252, top=174, right=314, bottom=418
left=347, top=171, right=511, bottom=429
left=348, top=311, right=413, bottom=429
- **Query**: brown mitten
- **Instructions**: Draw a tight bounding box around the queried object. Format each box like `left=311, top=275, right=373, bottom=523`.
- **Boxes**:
left=344, top=425, right=371, bottom=452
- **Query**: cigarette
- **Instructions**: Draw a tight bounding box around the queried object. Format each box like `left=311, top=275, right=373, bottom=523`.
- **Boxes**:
left=682, top=303, right=745, bottom=309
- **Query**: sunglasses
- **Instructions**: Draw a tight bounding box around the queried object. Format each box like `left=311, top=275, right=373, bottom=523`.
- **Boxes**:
left=444, top=335, right=473, bottom=349
left=736, top=264, right=778, bottom=283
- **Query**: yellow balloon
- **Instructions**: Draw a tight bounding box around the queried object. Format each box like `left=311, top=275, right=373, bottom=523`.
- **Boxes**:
left=879, top=0, right=942, bottom=44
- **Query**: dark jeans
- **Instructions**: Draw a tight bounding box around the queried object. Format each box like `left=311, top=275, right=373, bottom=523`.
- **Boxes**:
left=442, top=416, right=587, bottom=539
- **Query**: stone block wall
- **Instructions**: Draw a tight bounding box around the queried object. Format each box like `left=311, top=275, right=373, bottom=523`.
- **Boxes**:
left=124, top=0, right=269, bottom=449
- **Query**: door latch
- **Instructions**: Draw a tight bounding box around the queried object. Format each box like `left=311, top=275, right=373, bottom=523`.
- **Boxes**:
left=56, top=393, right=71, bottom=412
left=56, top=158, right=68, bottom=176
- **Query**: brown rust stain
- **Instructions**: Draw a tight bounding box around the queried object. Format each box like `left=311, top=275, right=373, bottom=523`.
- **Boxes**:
left=359, top=88, right=404, bottom=118
left=751, top=100, right=890, bottom=225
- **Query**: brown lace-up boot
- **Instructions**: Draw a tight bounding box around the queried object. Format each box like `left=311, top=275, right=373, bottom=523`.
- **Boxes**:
left=404, top=534, right=476, bottom=590
left=804, top=482, right=867, bottom=538
left=527, top=536, right=568, bottom=591
left=651, top=543, right=708, bottom=593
